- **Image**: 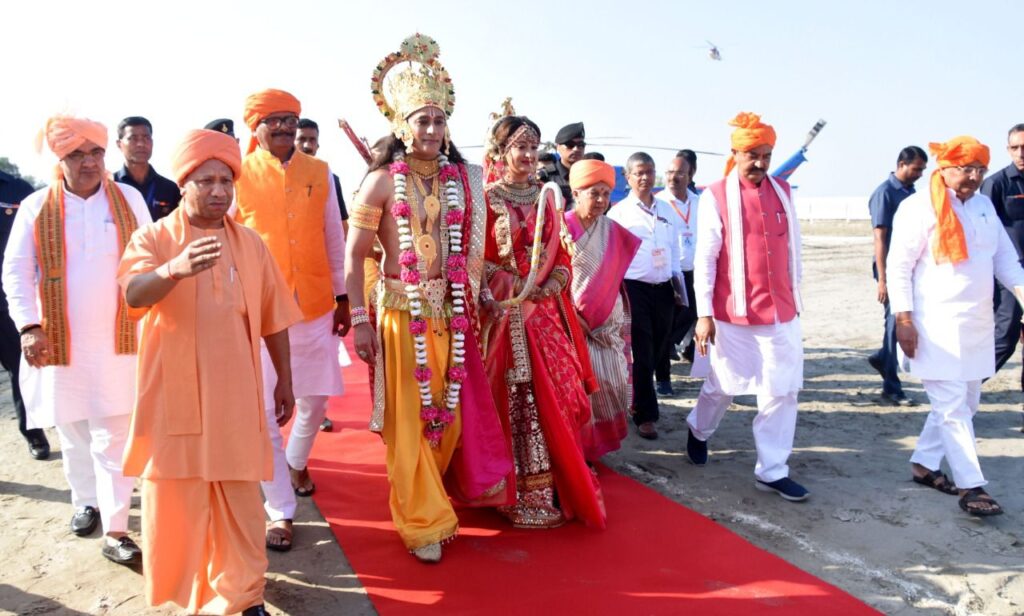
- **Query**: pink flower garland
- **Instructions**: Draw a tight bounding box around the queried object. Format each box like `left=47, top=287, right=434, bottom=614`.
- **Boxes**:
left=390, top=155, right=468, bottom=448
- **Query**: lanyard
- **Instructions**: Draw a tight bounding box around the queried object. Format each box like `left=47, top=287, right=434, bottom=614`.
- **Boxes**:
left=634, top=200, right=663, bottom=251
left=667, top=196, right=691, bottom=226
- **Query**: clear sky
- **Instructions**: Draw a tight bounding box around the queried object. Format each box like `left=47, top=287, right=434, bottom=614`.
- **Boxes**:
left=3, top=0, right=1019, bottom=197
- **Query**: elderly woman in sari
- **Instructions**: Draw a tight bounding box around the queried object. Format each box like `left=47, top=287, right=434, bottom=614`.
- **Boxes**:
left=562, top=160, right=641, bottom=460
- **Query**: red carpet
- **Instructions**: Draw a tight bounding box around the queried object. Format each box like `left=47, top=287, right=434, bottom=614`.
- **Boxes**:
left=305, top=343, right=879, bottom=615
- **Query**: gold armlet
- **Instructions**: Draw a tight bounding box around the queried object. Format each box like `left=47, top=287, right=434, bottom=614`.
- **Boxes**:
left=351, top=202, right=384, bottom=231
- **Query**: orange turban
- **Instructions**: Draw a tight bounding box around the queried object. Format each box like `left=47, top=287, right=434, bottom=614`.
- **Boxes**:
left=569, top=159, right=616, bottom=191
left=44, top=115, right=108, bottom=160
left=723, top=112, right=776, bottom=176
left=242, top=88, right=302, bottom=154
left=170, top=129, right=242, bottom=186
left=926, top=136, right=991, bottom=265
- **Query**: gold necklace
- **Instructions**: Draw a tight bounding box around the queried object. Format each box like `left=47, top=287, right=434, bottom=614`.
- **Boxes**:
left=410, top=174, right=441, bottom=270
left=407, top=156, right=440, bottom=178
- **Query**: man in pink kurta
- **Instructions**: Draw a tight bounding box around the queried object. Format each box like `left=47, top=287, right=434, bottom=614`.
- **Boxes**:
left=118, top=129, right=302, bottom=615
left=686, top=112, right=809, bottom=502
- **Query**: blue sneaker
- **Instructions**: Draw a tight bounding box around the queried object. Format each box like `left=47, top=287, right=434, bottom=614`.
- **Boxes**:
left=656, top=381, right=675, bottom=397
left=755, top=477, right=809, bottom=502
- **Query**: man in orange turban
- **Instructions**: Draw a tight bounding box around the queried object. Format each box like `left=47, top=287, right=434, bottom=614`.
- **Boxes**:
left=3, top=114, right=151, bottom=565
left=119, top=129, right=302, bottom=614
left=887, top=135, right=1024, bottom=517
left=687, top=112, right=810, bottom=503
left=723, top=111, right=776, bottom=178
left=242, top=88, right=301, bottom=155
left=235, top=89, right=349, bottom=551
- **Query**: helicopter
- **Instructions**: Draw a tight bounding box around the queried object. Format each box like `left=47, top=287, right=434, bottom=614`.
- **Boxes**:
left=706, top=41, right=722, bottom=61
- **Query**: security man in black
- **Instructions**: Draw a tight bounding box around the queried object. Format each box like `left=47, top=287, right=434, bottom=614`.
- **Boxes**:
left=0, top=170, right=49, bottom=460
left=982, top=123, right=1024, bottom=430
left=539, top=122, right=585, bottom=209
left=111, top=116, right=180, bottom=220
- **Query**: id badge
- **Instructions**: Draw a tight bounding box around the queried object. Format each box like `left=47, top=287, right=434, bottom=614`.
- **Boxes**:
left=652, top=248, right=668, bottom=269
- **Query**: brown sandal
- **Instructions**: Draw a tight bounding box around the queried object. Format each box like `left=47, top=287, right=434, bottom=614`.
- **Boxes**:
left=958, top=488, right=1004, bottom=517
left=912, top=469, right=958, bottom=495
left=266, top=520, right=293, bottom=552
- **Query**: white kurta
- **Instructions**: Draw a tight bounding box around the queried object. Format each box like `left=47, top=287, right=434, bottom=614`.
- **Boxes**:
left=1, top=182, right=151, bottom=428
left=708, top=319, right=803, bottom=396
left=887, top=188, right=1024, bottom=381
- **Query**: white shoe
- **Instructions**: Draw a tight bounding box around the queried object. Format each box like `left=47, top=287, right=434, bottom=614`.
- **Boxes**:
left=412, top=542, right=442, bottom=563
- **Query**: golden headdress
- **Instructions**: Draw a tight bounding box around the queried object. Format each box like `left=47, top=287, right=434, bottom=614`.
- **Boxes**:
left=371, top=34, right=455, bottom=152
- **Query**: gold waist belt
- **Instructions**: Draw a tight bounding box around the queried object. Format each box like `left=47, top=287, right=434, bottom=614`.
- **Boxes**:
left=379, top=277, right=453, bottom=318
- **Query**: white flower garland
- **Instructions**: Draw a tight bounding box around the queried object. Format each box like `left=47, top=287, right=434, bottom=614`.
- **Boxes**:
left=390, top=155, right=469, bottom=447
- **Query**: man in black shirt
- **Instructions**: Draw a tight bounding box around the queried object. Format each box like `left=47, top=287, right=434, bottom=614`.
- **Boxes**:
left=0, top=170, right=49, bottom=459
left=982, top=123, right=1024, bottom=429
left=112, top=116, right=180, bottom=220
left=540, top=122, right=585, bottom=209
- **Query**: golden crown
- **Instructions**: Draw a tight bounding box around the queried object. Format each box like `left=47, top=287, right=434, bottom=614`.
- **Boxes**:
left=371, top=34, right=455, bottom=143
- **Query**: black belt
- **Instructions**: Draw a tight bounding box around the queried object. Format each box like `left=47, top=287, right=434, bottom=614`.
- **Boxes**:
left=626, top=279, right=673, bottom=289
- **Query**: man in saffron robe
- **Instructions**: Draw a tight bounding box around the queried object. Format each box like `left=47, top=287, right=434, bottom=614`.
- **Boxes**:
left=563, top=160, right=640, bottom=459
left=2, top=115, right=150, bottom=564
left=345, top=33, right=512, bottom=563
left=235, top=88, right=348, bottom=550
left=119, top=129, right=302, bottom=615
left=686, top=112, right=809, bottom=502
left=888, top=136, right=1024, bottom=517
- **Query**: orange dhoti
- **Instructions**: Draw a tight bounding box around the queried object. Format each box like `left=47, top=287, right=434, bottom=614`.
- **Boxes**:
left=380, top=306, right=462, bottom=550
left=142, top=478, right=266, bottom=614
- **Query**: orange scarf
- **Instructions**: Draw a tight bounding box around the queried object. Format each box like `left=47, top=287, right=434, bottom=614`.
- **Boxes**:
left=34, top=181, right=140, bottom=365
left=927, top=136, right=991, bottom=265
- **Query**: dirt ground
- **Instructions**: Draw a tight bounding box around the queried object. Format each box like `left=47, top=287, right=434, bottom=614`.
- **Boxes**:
left=1, top=220, right=1021, bottom=615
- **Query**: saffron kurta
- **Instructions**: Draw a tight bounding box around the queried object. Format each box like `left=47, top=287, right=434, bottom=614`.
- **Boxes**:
left=118, top=209, right=302, bottom=613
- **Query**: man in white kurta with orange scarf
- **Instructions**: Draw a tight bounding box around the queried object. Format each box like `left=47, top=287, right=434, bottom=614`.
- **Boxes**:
left=887, top=136, right=1024, bottom=517
left=1, top=115, right=151, bottom=563
left=686, top=112, right=809, bottom=502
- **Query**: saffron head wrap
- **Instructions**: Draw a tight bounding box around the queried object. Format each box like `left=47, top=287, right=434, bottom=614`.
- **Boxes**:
left=569, top=159, right=616, bottom=191
left=170, top=129, right=242, bottom=186
left=926, top=136, right=991, bottom=265
left=723, top=112, right=776, bottom=176
left=39, top=115, right=108, bottom=180
left=242, top=89, right=302, bottom=154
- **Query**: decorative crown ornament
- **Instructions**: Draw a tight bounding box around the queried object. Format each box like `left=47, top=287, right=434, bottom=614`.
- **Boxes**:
left=485, top=97, right=517, bottom=163
left=371, top=34, right=455, bottom=152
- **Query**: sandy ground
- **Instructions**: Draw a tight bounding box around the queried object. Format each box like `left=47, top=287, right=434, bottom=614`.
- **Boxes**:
left=1, top=220, right=1022, bottom=615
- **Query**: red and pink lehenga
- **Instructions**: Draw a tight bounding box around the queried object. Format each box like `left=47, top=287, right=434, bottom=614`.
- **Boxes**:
left=482, top=179, right=606, bottom=529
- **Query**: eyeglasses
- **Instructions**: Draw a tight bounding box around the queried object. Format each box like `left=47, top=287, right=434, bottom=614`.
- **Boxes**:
left=563, top=140, right=586, bottom=150
left=954, top=165, right=987, bottom=177
left=260, top=115, right=299, bottom=130
left=63, top=148, right=105, bottom=163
